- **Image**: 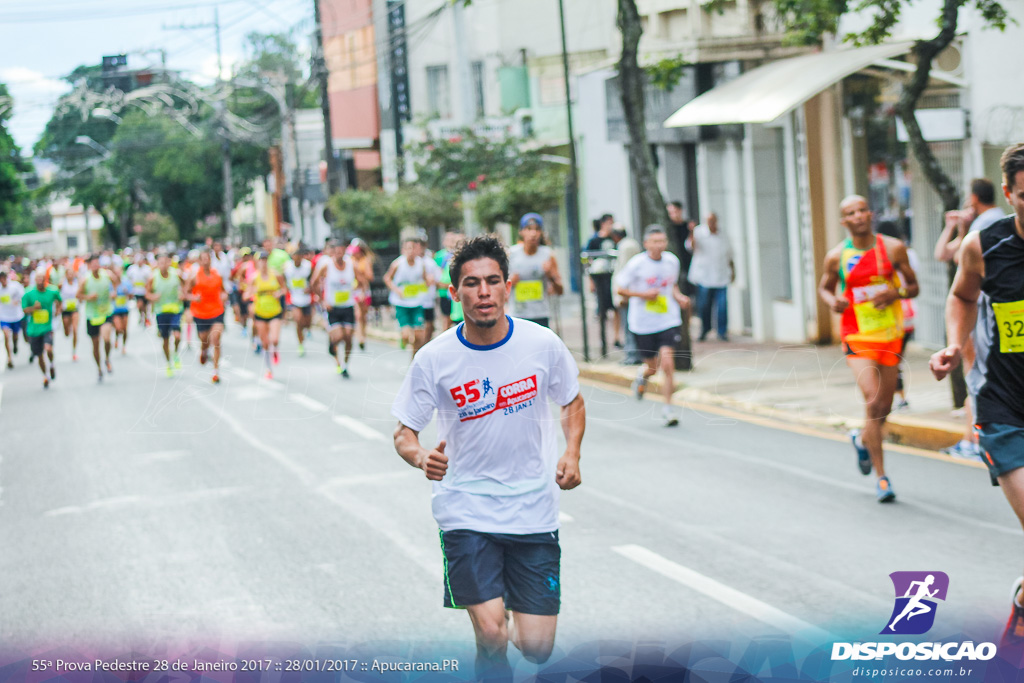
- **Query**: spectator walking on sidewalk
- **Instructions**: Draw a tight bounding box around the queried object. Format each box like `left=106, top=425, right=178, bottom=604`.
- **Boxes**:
left=934, top=178, right=1005, bottom=460
left=688, top=212, right=734, bottom=342
left=612, top=225, right=642, bottom=364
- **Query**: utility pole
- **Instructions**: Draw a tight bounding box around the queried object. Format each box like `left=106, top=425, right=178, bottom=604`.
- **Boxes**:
left=557, top=0, right=589, bottom=362
left=313, top=0, right=341, bottom=195
left=163, top=8, right=235, bottom=241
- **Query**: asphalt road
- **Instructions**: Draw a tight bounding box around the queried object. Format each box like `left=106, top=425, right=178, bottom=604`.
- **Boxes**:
left=0, top=314, right=1019, bottom=666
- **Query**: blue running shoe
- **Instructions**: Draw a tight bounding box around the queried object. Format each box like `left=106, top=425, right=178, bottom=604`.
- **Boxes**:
left=850, top=429, right=872, bottom=475
left=876, top=475, right=896, bottom=503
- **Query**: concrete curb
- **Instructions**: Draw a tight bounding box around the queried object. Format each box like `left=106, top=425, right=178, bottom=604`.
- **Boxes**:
left=369, top=327, right=963, bottom=453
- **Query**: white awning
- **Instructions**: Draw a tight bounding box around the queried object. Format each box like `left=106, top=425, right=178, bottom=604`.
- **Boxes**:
left=664, top=42, right=915, bottom=128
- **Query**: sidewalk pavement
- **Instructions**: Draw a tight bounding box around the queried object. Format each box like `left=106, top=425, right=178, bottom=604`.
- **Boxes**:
left=365, top=294, right=967, bottom=452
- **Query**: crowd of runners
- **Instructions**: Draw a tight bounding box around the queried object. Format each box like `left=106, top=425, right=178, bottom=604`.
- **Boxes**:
left=4, top=142, right=1024, bottom=676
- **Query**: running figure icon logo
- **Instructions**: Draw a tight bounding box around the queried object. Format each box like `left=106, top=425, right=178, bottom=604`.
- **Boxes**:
left=881, top=571, right=950, bottom=635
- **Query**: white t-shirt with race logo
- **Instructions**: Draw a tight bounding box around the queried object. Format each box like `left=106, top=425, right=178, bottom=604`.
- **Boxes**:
left=391, top=317, right=580, bottom=534
left=615, top=251, right=683, bottom=335
left=0, top=281, right=25, bottom=322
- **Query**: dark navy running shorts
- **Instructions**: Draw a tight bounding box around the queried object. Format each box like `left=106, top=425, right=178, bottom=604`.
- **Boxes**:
left=439, top=529, right=561, bottom=615
left=976, top=422, right=1024, bottom=486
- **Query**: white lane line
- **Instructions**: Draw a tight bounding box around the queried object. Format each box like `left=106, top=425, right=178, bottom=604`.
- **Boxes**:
left=332, top=415, right=389, bottom=442
left=317, top=471, right=420, bottom=491
left=583, top=486, right=889, bottom=610
left=288, top=393, right=328, bottom=413
left=598, top=419, right=1022, bottom=537
left=613, top=544, right=832, bottom=641
left=43, top=487, right=249, bottom=517
left=186, top=387, right=438, bottom=577
left=231, top=368, right=256, bottom=380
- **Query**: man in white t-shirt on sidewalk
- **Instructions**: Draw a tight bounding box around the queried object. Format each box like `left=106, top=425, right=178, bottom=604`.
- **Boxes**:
left=688, top=212, right=734, bottom=342
left=616, top=225, right=691, bottom=426
left=391, top=235, right=585, bottom=680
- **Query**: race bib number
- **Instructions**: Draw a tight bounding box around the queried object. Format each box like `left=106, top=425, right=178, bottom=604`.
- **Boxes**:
left=160, top=303, right=181, bottom=314
left=853, top=302, right=898, bottom=333
left=32, top=309, right=49, bottom=325
left=515, top=280, right=544, bottom=302
left=645, top=295, right=669, bottom=314
left=115, top=295, right=128, bottom=307
left=993, top=300, right=1024, bottom=353
left=89, top=315, right=107, bottom=326
left=64, top=300, right=77, bottom=312
left=133, top=281, right=145, bottom=289
left=334, top=290, right=351, bottom=305
left=291, top=278, right=306, bottom=290
left=402, top=284, right=425, bottom=299
left=0, top=295, right=9, bottom=304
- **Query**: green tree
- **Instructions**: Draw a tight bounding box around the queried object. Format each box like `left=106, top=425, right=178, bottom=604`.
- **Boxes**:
left=0, top=82, right=33, bottom=235
left=475, top=166, right=566, bottom=230
left=771, top=0, right=1009, bottom=212
left=327, top=189, right=402, bottom=241
left=391, top=185, right=461, bottom=231
left=108, top=110, right=224, bottom=244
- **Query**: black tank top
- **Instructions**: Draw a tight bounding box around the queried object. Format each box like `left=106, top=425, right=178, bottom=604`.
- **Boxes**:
left=970, top=216, right=1024, bottom=428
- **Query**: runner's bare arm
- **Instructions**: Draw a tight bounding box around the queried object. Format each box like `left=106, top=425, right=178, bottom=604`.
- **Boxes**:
left=394, top=422, right=448, bottom=481
left=817, top=248, right=847, bottom=313
left=383, top=262, right=399, bottom=295
left=672, top=283, right=690, bottom=310
left=890, top=239, right=920, bottom=298
left=556, top=393, right=585, bottom=490
left=545, top=255, right=564, bottom=295
left=930, top=232, right=984, bottom=380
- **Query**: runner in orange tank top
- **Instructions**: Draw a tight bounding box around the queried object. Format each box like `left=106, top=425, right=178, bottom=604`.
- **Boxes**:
left=819, top=195, right=920, bottom=503
left=185, top=250, right=226, bottom=384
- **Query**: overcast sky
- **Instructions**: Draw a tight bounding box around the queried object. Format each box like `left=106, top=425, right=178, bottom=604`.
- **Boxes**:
left=0, top=0, right=316, bottom=155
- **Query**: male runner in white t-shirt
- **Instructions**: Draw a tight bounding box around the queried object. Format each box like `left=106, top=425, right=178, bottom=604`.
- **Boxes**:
left=391, top=235, right=585, bottom=680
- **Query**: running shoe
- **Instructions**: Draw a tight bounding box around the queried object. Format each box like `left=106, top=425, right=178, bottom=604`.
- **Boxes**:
left=264, top=371, right=273, bottom=380
left=341, top=368, right=350, bottom=379
left=199, top=348, right=207, bottom=365
left=664, top=415, right=679, bottom=427
left=165, top=366, right=174, bottom=378
left=49, top=365, right=55, bottom=380
left=72, top=354, right=78, bottom=362
left=335, top=365, right=343, bottom=375
left=359, top=342, right=366, bottom=351
left=297, top=343, right=305, bottom=357
left=894, top=397, right=910, bottom=412
left=399, top=338, right=407, bottom=350
left=43, top=377, right=49, bottom=389
left=174, top=354, right=182, bottom=369
left=1000, top=578, right=1024, bottom=650
left=5, top=361, right=11, bottom=370
left=631, top=368, right=647, bottom=400
left=211, top=374, right=220, bottom=385
left=272, top=350, right=280, bottom=365
left=97, top=372, right=103, bottom=383
left=942, top=439, right=983, bottom=462
left=876, top=475, right=896, bottom=503
left=105, top=360, right=113, bottom=374
left=850, top=429, right=872, bottom=475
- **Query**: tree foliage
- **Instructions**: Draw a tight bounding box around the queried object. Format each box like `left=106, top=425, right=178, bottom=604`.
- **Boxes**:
left=475, top=166, right=566, bottom=230
left=390, top=185, right=462, bottom=231
left=0, top=82, right=32, bottom=234
left=327, top=189, right=402, bottom=240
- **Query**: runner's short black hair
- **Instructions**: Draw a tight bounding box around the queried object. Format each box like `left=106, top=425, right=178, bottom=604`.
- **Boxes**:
left=1001, top=143, right=1024, bottom=190
left=450, top=235, right=508, bottom=288
left=970, top=178, right=996, bottom=205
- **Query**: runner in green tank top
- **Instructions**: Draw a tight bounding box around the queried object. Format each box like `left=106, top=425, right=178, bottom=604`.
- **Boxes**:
left=77, top=255, right=120, bottom=382
left=147, top=253, right=185, bottom=376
